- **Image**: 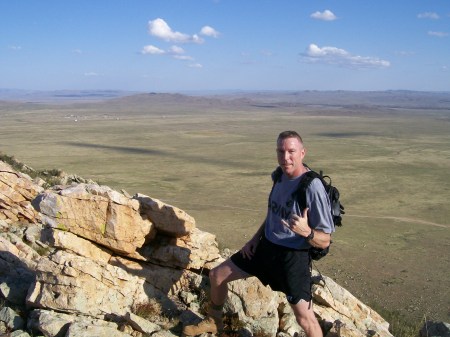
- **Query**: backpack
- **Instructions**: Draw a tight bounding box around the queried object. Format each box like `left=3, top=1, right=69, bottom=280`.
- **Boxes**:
left=271, top=165, right=344, bottom=260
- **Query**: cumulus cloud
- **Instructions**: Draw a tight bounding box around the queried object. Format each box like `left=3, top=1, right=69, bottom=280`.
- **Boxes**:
left=141, top=45, right=165, bottom=55
left=7, top=45, right=22, bottom=51
left=417, top=12, right=440, bottom=19
left=148, top=18, right=205, bottom=44
left=169, top=45, right=185, bottom=54
left=141, top=44, right=197, bottom=63
left=310, top=10, right=337, bottom=21
left=301, top=43, right=390, bottom=69
left=84, top=72, right=99, bottom=77
left=200, top=25, right=220, bottom=37
left=428, top=31, right=448, bottom=37
left=144, top=18, right=219, bottom=67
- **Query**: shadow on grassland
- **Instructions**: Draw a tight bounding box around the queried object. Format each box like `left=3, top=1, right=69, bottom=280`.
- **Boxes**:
left=61, top=141, right=251, bottom=169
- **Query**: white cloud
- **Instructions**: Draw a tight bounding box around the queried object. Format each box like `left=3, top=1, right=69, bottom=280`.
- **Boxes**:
left=141, top=45, right=165, bottom=55
left=7, top=45, right=22, bottom=51
left=72, top=49, right=82, bottom=54
left=417, top=12, right=440, bottom=19
left=428, top=31, right=448, bottom=37
left=169, top=45, right=185, bottom=54
left=148, top=18, right=204, bottom=44
left=301, top=43, right=390, bottom=69
left=84, top=72, right=99, bottom=77
left=200, top=25, right=220, bottom=37
left=174, top=55, right=194, bottom=61
left=189, top=63, right=203, bottom=68
left=310, top=10, right=337, bottom=21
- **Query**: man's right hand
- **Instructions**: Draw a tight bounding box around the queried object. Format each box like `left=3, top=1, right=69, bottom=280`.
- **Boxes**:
left=240, top=236, right=260, bottom=260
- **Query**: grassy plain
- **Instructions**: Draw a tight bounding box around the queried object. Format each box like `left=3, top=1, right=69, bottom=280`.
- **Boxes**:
left=1, top=92, right=449, bottom=325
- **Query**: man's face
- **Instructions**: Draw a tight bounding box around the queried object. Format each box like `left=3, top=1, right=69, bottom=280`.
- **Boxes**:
left=276, top=137, right=306, bottom=178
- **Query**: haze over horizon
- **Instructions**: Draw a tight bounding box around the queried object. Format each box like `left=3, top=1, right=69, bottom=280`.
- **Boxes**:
left=1, top=0, right=449, bottom=93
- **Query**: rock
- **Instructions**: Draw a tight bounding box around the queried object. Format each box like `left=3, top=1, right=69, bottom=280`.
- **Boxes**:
left=40, top=227, right=112, bottom=264
left=124, top=312, right=161, bottom=334
left=136, top=229, right=222, bottom=270
left=9, top=330, right=31, bottom=337
left=28, top=308, right=132, bottom=337
left=0, top=161, right=43, bottom=224
left=26, top=250, right=151, bottom=318
left=134, top=193, right=195, bottom=237
left=311, top=272, right=392, bottom=336
left=33, top=184, right=156, bottom=255
left=0, top=235, right=37, bottom=307
left=0, top=306, right=25, bottom=331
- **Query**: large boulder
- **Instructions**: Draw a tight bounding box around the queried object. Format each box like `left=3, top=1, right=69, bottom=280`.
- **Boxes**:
left=0, top=161, right=43, bottom=223
left=134, top=193, right=195, bottom=237
left=26, top=249, right=153, bottom=318
left=33, top=184, right=156, bottom=255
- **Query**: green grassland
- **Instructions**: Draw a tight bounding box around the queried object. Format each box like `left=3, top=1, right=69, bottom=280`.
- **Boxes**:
left=1, top=93, right=449, bottom=325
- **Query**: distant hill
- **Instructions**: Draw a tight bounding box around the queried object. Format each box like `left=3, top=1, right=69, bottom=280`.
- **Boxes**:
left=1, top=89, right=449, bottom=110
left=0, top=89, right=139, bottom=103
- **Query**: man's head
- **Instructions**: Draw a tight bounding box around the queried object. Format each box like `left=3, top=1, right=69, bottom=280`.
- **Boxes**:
left=276, top=131, right=306, bottom=179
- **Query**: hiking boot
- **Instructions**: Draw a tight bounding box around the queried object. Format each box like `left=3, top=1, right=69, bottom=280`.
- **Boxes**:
left=182, top=316, right=224, bottom=336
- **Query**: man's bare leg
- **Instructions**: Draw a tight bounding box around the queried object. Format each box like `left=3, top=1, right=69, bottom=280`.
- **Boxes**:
left=183, top=259, right=250, bottom=336
left=290, top=299, right=323, bottom=337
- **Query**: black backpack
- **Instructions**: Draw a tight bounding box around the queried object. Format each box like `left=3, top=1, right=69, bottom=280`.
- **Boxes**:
left=271, top=165, right=344, bottom=260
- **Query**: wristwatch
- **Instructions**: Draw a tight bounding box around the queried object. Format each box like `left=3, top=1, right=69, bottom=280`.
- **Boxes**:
left=306, top=229, right=315, bottom=241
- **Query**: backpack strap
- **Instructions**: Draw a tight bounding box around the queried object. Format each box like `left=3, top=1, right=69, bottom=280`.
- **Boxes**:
left=295, top=170, right=321, bottom=212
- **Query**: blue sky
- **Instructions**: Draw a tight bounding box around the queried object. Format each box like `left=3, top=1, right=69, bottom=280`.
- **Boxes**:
left=1, top=0, right=449, bottom=92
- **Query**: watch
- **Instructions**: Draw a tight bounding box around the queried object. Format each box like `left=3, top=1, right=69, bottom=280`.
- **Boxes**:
left=306, top=229, right=315, bottom=241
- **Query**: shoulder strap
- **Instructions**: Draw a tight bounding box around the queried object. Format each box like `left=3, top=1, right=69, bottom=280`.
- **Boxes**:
left=295, top=170, right=321, bottom=211
left=271, top=166, right=283, bottom=184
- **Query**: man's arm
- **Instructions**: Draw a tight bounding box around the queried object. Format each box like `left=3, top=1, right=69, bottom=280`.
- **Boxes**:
left=283, top=208, right=331, bottom=249
left=240, top=220, right=265, bottom=259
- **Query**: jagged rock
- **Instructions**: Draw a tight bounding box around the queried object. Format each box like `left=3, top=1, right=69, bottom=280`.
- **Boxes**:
left=0, top=235, right=38, bottom=306
left=33, top=184, right=156, bottom=255
left=65, top=322, right=132, bottom=337
left=136, top=228, right=222, bottom=270
left=40, top=227, right=112, bottom=264
left=0, top=306, right=25, bottom=331
left=27, top=309, right=130, bottom=337
left=0, top=161, right=43, bottom=224
left=109, top=255, right=202, bottom=296
left=312, top=272, right=392, bottom=336
left=26, top=250, right=151, bottom=318
left=134, top=193, right=195, bottom=237
left=9, top=330, right=31, bottom=337
left=124, top=312, right=161, bottom=335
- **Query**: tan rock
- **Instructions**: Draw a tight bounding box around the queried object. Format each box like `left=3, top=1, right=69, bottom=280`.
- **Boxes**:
left=109, top=256, right=202, bottom=296
left=41, top=227, right=112, bottom=264
left=29, top=309, right=132, bottom=337
left=312, top=272, right=393, bottom=337
left=26, top=250, right=150, bottom=318
left=0, top=161, right=43, bottom=223
left=34, top=184, right=156, bottom=255
left=134, top=193, right=195, bottom=237
left=136, top=228, right=222, bottom=270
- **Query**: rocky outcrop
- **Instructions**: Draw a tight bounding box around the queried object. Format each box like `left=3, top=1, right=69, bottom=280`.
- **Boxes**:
left=0, top=159, right=401, bottom=337
left=0, top=161, right=43, bottom=224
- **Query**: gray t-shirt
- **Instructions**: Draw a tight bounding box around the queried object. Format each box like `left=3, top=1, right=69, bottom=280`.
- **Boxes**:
left=264, top=172, right=335, bottom=249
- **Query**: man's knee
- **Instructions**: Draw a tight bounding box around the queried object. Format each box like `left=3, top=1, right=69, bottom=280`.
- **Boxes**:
left=209, top=266, right=221, bottom=286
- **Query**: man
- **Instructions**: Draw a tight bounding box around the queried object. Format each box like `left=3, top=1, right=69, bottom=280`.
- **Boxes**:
left=183, top=131, right=334, bottom=337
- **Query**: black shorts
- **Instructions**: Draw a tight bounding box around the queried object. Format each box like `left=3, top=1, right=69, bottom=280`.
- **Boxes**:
left=230, top=236, right=312, bottom=304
